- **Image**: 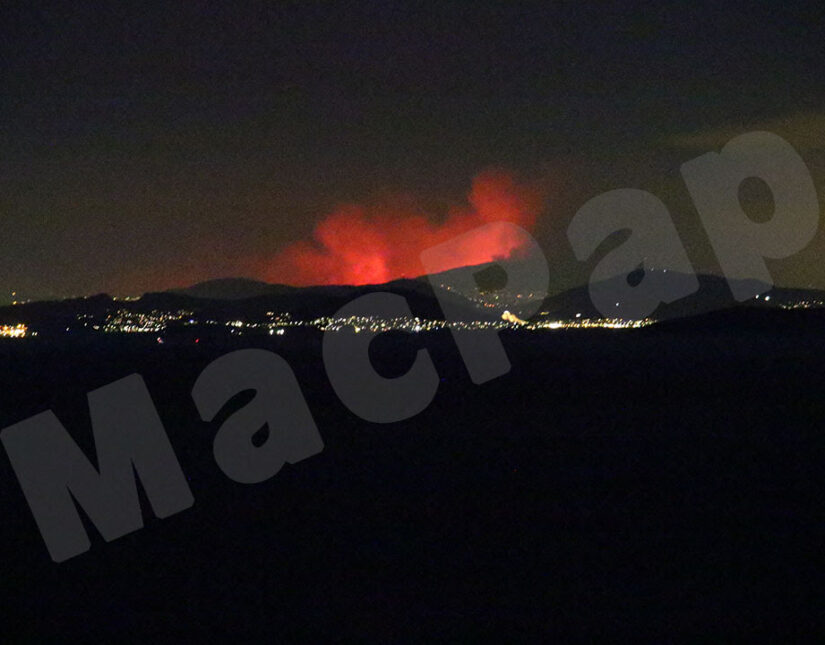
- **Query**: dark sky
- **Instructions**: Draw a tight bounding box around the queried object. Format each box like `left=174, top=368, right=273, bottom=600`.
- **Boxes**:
left=2, top=1, right=825, bottom=302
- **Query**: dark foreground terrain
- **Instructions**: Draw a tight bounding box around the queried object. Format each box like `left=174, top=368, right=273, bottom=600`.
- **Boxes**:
left=1, top=314, right=824, bottom=641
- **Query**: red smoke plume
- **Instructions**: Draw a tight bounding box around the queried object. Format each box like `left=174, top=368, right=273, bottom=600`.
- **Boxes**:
left=265, top=170, right=543, bottom=286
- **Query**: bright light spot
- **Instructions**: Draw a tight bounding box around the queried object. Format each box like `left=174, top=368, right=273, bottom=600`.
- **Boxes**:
left=0, top=324, right=27, bottom=338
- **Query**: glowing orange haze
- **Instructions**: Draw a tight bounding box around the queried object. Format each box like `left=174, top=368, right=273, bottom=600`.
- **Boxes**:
left=264, top=170, right=544, bottom=286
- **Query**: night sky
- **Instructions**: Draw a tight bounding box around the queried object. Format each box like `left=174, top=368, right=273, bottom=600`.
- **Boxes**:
left=2, top=1, right=825, bottom=303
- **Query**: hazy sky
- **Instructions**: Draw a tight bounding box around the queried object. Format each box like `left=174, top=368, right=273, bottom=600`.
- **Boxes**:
left=2, top=1, right=825, bottom=303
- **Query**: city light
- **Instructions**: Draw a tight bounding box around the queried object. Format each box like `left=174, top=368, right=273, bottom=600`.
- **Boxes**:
left=4, top=294, right=824, bottom=341
left=0, top=324, right=28, bottom=338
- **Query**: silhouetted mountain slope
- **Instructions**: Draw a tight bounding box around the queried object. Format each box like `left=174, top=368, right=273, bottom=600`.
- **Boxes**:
left=0, top=294, right=114, bottom=334
left=538, top=271, right=825, bottom=321
left=170, top=278, right=298, bottom=300
left=650, top=305, right=825, bottom=333
left=4, top=268, right=825, bottom=336
left=0, top=280, right=483, bottom=337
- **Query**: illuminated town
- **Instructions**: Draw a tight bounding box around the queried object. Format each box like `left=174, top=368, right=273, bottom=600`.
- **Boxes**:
left=0, top=324, right=28, bottom=338
left=4, top=289, right=825, bottom=340
left=85, top=305, right=654, bottom=336
left=779, top=299, right=825, bottom=310
left=21, top=307, right=653, bottom=337
left=0, top=306, right=654, bottom=340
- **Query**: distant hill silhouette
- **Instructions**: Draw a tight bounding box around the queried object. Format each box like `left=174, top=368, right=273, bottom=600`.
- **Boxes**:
left=4, top=266, right=825, bottom=337
left=537, top=270, right=825, bottom=321
left=146, top=278, right=484, bottom=322
left=649, top=305, right=825, bottom=333
left=0, top=277, right=485, bottom=338
left=169, top=278, right=299, bottom=300
left=0, top=294, right=114, bottom=335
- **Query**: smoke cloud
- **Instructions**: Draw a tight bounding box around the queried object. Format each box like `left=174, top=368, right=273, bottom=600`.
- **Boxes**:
left=265, top=170, right=544, bottom=286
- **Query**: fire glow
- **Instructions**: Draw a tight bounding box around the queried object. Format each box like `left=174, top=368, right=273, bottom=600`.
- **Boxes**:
left=265, top=170, right=544, bottom=286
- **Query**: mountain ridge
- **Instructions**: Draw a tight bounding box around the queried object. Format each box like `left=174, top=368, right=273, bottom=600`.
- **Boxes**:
left=3, top=267, right=825, bottom=337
